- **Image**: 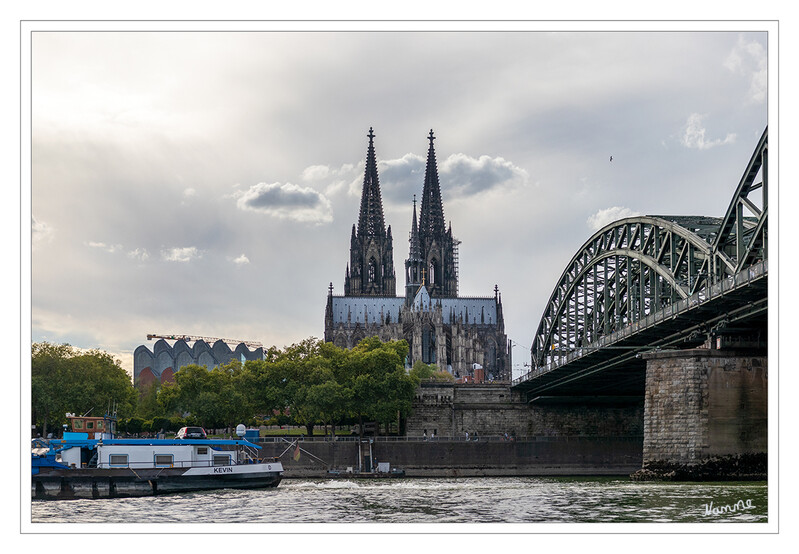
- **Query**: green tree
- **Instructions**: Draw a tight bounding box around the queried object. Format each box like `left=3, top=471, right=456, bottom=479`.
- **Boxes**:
left=305, top=380, right=351, bottom=436
left=291, top=363, right=336, bottom=436
left=236, top=338, right=335, bottom=435
left=31, top=342, right=74, bottom=436
left=161, top=362, right=252, bottom=431
left=31, top=342, right=137, bottom=436
left=151, top=416, right=171, bottom=435
left=125, top=417, right=144, bottom=435
left=410, top=360, right=455, bottom=383
left=337, top=337, right=416, bottom=436
left=409, top=360, right=438, bottom=381
left=135, top=381, right=162, bottom=420
left=68, top=349, right=137, bottom=418
left=168, top=416, right=186, bottom=432
left=237, top=359, right=278, bottom=416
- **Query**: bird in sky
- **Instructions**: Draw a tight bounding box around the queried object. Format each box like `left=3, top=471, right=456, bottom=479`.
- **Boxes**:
left=610, top=155, right=613, bottom=162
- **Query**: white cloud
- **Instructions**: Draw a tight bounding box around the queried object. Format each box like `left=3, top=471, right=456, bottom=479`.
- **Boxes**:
left=183, top=187, right=196, bottom=197
left=302, top=162, right=359, bottom=197
left=587, top=206, right=642, bottom=232
left=86, top=241, right=123, bottom=253
left=680, top=114, right=736, bottom=150
left=234, top=182, right=333, bottom=224
left=233, top=254, right=250, bottom=265
left=32, top=216, right=54, bottom=248
left=127, top=248, right=150, bottom=261
left=301, top=165, right=331, bottom=182
left=324, top=152, right=527, bottom=206
left=724, top=35, right=767, bottom=103
left=161, top=246, right=201, bottom=263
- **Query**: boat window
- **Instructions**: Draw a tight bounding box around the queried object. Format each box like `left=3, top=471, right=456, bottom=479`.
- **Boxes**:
left=109, top=454, right=128, bottom=467
left=73, top=420, right=83, bottom=429
left=86, top=421, right=94, bottom=430
left=154, top=454, right=173, bottom=467
left=197, top=447, right=208, bottom=455
left=97, top=421, right=104, bottom=429
left=213, top=454, right=231, bottom=466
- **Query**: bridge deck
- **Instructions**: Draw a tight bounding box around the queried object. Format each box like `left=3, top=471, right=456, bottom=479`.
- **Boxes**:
left=513, top=263, right=767, bottom=398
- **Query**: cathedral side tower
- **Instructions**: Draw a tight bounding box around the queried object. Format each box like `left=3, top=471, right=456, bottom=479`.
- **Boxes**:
left=416, top=130, right=458, bottom=298
left=404, top=195, right=424, bottom=304
left=344, top=127, right=397, bottom=296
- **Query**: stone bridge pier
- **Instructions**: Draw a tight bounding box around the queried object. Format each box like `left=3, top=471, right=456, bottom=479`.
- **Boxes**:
left=636, top=347, right=767, bottom=480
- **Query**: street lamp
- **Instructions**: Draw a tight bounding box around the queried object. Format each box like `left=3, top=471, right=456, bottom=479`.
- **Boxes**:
left=509, top=339, right=528, bottom=381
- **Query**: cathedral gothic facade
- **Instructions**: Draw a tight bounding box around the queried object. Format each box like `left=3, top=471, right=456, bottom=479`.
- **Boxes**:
left=324, top=129, right=511, bottom=381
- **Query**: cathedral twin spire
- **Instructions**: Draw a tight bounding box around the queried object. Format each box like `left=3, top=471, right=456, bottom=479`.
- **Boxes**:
left=344, top=127, right=396, bottom=297
left=345, top=128, right=457, bottom=300
left=419, top=130, right=447, bottom=241
left=412, top=130, right=458, bottom=299
left=356, top=127, right=388, bottom=239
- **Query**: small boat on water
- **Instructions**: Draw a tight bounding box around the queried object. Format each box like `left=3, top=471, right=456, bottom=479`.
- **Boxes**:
left=32, top=418, right=282, bottom=500
left=326, top=460, right=405, bottom=479
left=326, top=467, right=406, bottom=479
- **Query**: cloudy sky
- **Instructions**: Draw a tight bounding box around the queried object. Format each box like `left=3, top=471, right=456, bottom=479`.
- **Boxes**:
left=27, top=25, right=770, bottom=376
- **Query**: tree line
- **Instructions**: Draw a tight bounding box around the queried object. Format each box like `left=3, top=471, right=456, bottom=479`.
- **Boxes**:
left=32, top=337, right=447, bottom=437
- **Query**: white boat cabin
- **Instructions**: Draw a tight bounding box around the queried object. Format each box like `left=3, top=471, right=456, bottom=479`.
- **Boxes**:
left=59, top=441, right=240, bottom=469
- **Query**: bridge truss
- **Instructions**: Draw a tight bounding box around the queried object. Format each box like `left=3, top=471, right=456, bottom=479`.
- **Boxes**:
left=518, top=128, right=768, bottom=397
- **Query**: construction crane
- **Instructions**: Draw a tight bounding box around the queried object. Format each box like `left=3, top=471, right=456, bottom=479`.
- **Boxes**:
left=146, top=334, right=263, bottom=349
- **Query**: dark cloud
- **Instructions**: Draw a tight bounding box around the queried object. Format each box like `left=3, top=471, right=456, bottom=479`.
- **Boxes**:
left=234, top=182, right=333, bottom=224
left=378, top=154, right=425, bottom=205
left=364, top=153, right=528, bottom=206
left=440, top=154, right=528, bottom=198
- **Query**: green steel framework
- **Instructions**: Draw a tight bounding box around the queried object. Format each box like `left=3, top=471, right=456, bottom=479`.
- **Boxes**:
left=520, top=127, right=768, bottom=391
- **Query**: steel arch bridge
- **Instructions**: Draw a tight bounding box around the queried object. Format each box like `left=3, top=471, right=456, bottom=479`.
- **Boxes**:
left=513, top=127, right=768, bottom=399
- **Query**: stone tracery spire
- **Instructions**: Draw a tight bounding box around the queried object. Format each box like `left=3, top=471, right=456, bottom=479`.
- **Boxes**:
left=418, top=129, right=446, bottom=239
left=357, top=127, right=387, bottom=238
left=405, top=194, right=425, bottom=303
left=415, top=129, right=457, bottom=298
left=409, top=195, right=421, bottom=261
left=345, top=128, right=396, bottom=296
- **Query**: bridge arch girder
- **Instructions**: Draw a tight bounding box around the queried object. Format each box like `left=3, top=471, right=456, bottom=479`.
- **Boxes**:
left=532, top=216, right=732, bottom=370
left=712, top=126, right=768, bottom=275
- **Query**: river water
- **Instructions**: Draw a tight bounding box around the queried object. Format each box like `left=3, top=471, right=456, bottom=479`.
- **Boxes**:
left=29, top=477, right=767, bottom=527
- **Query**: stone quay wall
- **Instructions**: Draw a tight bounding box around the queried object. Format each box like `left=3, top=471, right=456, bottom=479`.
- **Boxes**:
left=405, top=382, right=643, bottom=439
left=255, top=381, right=645, bottom=478
left=641, top=349, right=767, bottom=467
left=257, top=436, right=643, bottom=478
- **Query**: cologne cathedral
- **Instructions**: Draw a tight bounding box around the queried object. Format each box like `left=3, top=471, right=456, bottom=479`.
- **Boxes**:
left=324, top=128, right=511, bottom=381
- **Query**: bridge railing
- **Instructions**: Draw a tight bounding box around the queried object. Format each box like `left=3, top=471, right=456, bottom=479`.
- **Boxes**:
left=514, top=260, right=767, bottom=386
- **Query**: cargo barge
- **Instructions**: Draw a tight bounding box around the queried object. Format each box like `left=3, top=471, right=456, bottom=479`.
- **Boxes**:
left=32, top=419, right=282, bottom=500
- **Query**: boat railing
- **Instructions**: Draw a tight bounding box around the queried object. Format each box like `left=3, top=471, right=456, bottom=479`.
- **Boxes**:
left=86, top=457, right=280, bottom=470
left=253, top=434, right=643, bottom=443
